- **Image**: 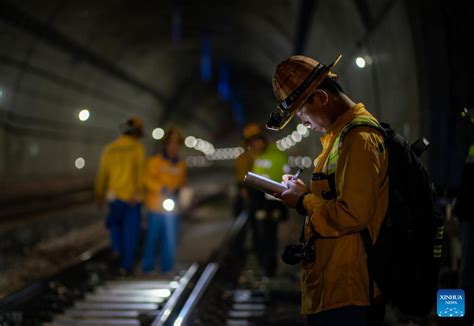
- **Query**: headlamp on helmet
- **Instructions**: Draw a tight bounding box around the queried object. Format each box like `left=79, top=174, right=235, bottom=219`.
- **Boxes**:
left=267, top=55, right=342, bottom=131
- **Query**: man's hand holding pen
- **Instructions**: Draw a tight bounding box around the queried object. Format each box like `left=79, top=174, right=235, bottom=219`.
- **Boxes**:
left=274, top=168, right=309, bottom=208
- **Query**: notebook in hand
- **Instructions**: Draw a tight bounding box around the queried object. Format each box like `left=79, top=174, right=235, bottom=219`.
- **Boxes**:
left=243, top=172, right=287, bottom=194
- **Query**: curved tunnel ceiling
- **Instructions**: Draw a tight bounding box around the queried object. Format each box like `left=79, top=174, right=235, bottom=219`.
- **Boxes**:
left=1, top=0, right=473, bottom=187
left=0, top=0, right=301, bottom=145
left=0, top=0, right=415, bottom=143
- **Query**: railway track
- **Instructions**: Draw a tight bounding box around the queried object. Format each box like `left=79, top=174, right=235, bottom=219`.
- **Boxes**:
left=0, top=214, right=250, bottom=326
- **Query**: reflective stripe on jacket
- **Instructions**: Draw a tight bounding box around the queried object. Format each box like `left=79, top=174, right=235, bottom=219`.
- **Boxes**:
left=95, top=135, right=145, bottom=202
left=301, top=103, right=389, bottom=314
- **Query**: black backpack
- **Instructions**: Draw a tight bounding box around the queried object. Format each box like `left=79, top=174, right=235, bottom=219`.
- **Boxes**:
left=335, top=121, right=445, bottom=317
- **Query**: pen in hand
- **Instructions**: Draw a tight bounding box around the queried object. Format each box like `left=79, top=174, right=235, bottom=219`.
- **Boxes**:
left=291, top=167, right=304, bottom=181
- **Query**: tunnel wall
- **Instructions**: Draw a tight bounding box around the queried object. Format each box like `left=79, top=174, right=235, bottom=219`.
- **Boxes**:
left=1, top=0, right=472, bottom=191
left=0, top=4, right=162, bottom=190
left=406, top=0, right=474, bottom=189
left=304, top=0, right=420, bottom=141
left=281, top=0, right=420, bottom=166
left=298, top=0, right=474, bottom=188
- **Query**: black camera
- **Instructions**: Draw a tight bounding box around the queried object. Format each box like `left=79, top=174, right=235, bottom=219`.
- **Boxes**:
left=281, top=243, right=315, bottom=265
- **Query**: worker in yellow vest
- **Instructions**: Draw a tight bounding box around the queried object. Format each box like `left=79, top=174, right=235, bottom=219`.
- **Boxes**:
left=245, top=123, right=289, bottom=277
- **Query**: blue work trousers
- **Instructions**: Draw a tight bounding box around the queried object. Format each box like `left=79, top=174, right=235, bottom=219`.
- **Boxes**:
left=106, top=200, right=141, bottom=272
left=142, top=212, right=178, bottom=273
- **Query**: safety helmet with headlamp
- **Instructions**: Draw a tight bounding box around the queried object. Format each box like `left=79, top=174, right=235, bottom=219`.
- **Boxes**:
left=268, top=55, right=342, bottom=131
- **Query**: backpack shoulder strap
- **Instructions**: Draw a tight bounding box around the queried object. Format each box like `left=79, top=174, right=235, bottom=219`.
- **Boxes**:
left=324, top=118, right=384, bottom=306
left=339, top=118, right=385, bottom=144
left=322, top=117, right=385, bottom=199
left=360, top=227, right=375, bottom=306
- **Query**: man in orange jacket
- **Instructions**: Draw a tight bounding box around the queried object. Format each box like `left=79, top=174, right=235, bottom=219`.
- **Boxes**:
left=268, top=55, right=388, bottom=325
left=96, top=117, right=145, bottom=274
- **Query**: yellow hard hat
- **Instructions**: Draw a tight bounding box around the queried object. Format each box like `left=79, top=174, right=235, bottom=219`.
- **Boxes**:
left=268, top=54, right=341, bottom=131
left=121, top=116, right=144, bottom=137
left=242, top=123, right=264, bottom=142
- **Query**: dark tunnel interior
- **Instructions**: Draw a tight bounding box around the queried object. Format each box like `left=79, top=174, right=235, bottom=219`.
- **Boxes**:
left=0, top=0, right=473, bottom=325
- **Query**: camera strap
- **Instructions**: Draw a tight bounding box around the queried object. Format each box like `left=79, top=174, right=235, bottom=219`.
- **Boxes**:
left=298, top=217, right=308, bottom=243
left=298, top=217, right=320, bottom=247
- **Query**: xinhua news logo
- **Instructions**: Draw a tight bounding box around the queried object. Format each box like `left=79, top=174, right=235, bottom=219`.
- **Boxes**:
left=437, top=289, right=465, bottom=317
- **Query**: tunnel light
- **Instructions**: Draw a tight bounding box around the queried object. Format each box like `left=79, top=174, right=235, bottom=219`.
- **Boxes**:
left=152, top=128, right=165, bottom=140
left=206, top=147, right=215, bottom=155
left=292, top=131, right=302, bottom=142
left=188, top=136, right=216, bottom=156
left=0, top=89, right=3, bottom=98
left=222, top=151, right=229, bottom=160
left=29, top=143, right=40, bottom=157
left=295, top=156, right=303, bottom=168
left=355, top=57, right=366, bottom=68
left=276, top=141, right=284, bottom=151
left=75, top=157, right=85, bottom=169
left=151, top=289, right=172, bottom=298
left=286, top=136, right=295, bottom=146
left=195, top=139, right=203, bottom=150
left=185, top=136, right=197, bottom=148
left=78, top=109, right=90, bottom=121
left=288, top=156, right=295, bottom=167
left=233, top=148, right=241, bottom=157
left=302, top=127, right=310, bottom=137
left=297, top=124, right=307, bottom=135
left=169, top=281, right=180, bottom=288
left=302, top=156, right=313, bottom=168
left=193, top=139, right=200, bottom=149
left=163, top=198, right=176, bottom=212
left=276, top=125, right=310, bottom=150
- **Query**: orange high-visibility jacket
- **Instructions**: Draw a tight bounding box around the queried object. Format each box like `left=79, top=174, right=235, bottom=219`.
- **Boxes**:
left=301, top=103, right=389, bottom=314
left=144, top=154, right=186, bottom=213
